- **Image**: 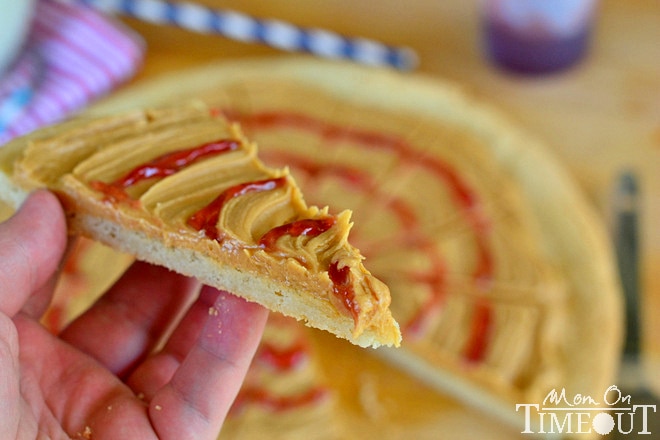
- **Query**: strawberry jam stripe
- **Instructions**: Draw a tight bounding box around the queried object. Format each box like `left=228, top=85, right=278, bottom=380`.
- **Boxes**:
left=400, top=243, right=447, bottom=338
left=187, top=177, right=287, bottom=240
left=328, top=262, right=360, bottom=324
left=463, top=301, right=493, bottom=363
left=114, top=139, right=240, bottom=187
left=230, top=331, right=328, bottom=415
left=230, top=387, right=330, bottom=415
left=258, top=217, right=336, bottom=251
left=256, top=340, right=310, bottom=371
left=229, top=109, right=494, bottom=361
left=91, top=138, right=240, bottom=202
left=226, top=110, right=407, bottom=153
left=261, top=151, right=373, bottom=191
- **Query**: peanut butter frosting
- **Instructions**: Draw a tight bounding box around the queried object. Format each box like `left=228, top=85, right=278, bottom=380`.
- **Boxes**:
left=0, top=103, right=401, bottom=348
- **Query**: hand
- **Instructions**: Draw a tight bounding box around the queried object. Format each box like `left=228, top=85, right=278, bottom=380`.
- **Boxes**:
left=0, top=191, right=269, bottom=440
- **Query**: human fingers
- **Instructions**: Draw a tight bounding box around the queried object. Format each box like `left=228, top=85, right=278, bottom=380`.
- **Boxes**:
left=60, top=261, right=199, bottom=377
left=0, top=314, right=20, bottom=440
left=13, top=313, right=158, bottom=440
left=125, top=285, right=220, bottom=401
left=0, top=191, right=67, bottom=317
left=148, top=289, right=268, bottom=440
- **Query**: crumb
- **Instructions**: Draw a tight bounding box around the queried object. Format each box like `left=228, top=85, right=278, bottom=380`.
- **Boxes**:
left=82, top=426, right=92, bottom=439
left=208, top=306, right=218, bottom=316
left=155, top=404, right=163, bottom=411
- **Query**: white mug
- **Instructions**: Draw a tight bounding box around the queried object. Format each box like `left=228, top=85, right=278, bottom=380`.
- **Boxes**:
left=0, top=0, right=37, bottom=75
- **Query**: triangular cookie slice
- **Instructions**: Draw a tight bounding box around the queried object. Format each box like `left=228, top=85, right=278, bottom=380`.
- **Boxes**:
left=0, top=103, right=401, bottom=348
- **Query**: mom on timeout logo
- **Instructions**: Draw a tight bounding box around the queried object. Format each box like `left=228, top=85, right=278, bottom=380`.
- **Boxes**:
left=516, top=385, right=657, bottom=436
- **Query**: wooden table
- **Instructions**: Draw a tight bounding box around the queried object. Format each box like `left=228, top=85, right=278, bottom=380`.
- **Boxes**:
left=111, top=0, right=659, bottom=435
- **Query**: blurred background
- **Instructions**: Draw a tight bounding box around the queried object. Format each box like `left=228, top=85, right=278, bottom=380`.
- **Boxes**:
left=1, top=0, right=658, bottom=437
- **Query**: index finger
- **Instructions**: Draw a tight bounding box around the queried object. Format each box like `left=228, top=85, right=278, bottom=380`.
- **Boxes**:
left=149, top=289, right=268, bottom=439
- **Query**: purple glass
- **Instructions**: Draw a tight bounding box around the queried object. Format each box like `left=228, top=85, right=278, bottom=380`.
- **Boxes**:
left=482, top=0, right=599, bottom=75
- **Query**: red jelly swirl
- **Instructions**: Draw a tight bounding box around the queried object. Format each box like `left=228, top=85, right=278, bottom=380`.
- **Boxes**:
left=91, top=139, right=240, bottom=202
left=258, top=217, right=336, bottom=251
left=187, top=177, right=287, bottom=240
left=463, top=301, right=492, bottom=363
left=256, top=340, right=309, bottom=371
left=328, top=262, right=360, bottom=324
left=230, top=387, right=329, bottom=416
left=227, top=317, right=330, bottom=416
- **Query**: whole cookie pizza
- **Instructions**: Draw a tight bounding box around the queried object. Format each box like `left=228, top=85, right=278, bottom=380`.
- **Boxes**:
left=84, top=57, right=623, bottom=436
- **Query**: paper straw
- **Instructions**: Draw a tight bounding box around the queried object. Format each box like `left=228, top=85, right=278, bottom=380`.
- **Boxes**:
left=56, top=0, right=419, bottom=70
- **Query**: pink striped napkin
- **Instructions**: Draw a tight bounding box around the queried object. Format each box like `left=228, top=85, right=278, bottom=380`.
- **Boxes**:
left=0, top=0, right=144, bottom=145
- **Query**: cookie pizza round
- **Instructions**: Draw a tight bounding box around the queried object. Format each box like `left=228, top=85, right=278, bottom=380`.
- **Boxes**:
left=90, top=57, right=622, bottom=431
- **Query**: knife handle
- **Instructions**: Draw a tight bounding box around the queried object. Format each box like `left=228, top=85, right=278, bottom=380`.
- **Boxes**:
left=613, top=171, right=641, bottom=361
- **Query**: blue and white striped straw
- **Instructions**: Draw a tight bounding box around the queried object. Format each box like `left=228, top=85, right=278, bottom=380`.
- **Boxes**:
left=56, top=0, right=419, bottom=70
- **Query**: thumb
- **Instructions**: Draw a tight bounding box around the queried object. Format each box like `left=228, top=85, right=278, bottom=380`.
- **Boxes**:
left=0, top=191, right=67, bottom=317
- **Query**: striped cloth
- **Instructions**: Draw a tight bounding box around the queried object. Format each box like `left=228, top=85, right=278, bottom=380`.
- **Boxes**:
left=0, top=0, right=144, bottom=145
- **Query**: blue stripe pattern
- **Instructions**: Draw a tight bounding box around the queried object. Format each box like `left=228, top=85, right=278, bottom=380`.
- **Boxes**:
left=163, top=1, right=180, bottom=26
left=61, top=0, right=418, bottom=70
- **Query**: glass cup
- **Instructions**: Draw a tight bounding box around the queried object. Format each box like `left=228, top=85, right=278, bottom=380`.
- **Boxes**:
left=481, top=0, right=600, bottom=75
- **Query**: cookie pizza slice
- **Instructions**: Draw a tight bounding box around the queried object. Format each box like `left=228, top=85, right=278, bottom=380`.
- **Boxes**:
left=0, top=103, right=401, bottom=348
